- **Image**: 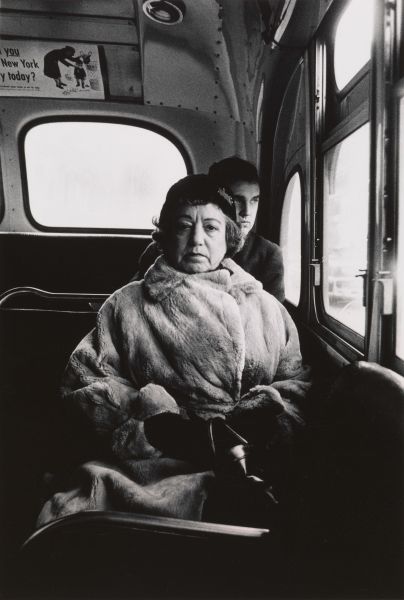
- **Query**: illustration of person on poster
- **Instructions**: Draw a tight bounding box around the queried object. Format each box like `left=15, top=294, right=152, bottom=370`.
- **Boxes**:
left=43, top=45, right=78, bottom=89
left=74, top=51, right=92, bottom=88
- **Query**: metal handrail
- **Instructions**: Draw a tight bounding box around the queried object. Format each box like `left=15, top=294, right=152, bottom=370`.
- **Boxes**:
left=21, top=510, right=270, bottom=551
left=0, top=286, right=110, bottom=308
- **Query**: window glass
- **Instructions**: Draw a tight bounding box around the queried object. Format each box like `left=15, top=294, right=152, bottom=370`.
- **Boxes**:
left=396, top=98, right=404, bottom=360
left=334, top=0, right=374, bottom=90
left=280, top=171, right=301, bottom=306
left=25, top=122, right=187, bottom=229
left=323, top=123, right=370, bottom=335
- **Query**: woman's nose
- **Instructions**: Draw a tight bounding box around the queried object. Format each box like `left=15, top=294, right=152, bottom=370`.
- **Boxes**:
left=191, top=222, right=204, bottom=245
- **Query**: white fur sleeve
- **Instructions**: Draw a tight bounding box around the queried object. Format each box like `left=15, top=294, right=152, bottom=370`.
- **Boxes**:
left=60, top=296, right=179, bottom=460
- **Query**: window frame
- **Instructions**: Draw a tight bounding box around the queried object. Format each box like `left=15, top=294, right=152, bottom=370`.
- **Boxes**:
left=19, top=116, right=191, bottom=235
left=390, top=79, right=404, bottom=376
left=318, top=118, right=370, bottom=351
left=335, top=60, right=371, bottom=103
left=365, top=0, right=400, bottom=369
left=311, top=0, right=373, bottom=357
left=310, top=0, right=403, bottom=371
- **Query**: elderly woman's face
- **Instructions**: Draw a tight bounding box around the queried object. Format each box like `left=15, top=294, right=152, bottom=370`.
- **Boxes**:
left=169, top=203, right=227, bottom=273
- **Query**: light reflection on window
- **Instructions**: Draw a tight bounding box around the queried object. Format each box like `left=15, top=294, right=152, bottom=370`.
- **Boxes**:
left=396, top=98, right=404, bottom=360
left=280, top=171, right=301, bottom=306
left=323, top=124, right=370, bottom=335
left=25, top=122, right=187, bottom=229
left=334, top=0, right=374, bottom=90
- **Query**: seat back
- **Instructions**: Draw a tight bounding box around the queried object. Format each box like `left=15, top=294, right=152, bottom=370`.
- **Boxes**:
left=297, top=361, right=404, bottom=596
left=0, top=290, right=101, bottom=552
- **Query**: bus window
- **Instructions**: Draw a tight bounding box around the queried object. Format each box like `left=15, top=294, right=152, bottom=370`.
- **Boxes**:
left=334, top=0, right=374, bottom=90
left=312, top=0, right=374, bottom=350
left=396, top=98, right=404, bottom=361
left=280, top=171, right=302, bottom=306
left=24, top=122, right=187, bottom=231
left=323, top=123, right=370, bottom=335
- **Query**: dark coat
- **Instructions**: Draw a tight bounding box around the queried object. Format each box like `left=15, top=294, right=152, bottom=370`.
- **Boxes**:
left=235, top=232, right=285, bottom=302
left=43, top=49, right=74, bottom=79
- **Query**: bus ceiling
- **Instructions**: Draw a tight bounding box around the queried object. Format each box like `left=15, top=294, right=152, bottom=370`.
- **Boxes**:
left=0, top=0, right=334, bottom=118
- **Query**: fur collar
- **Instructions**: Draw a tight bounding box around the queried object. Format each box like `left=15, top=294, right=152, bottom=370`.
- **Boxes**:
left=144, top=256, right=262, bottom=302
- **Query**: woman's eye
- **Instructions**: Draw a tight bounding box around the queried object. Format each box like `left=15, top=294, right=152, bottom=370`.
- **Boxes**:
left=205, top=225, right=218, bottom=232
left=176, top=222, right=191, bottom=231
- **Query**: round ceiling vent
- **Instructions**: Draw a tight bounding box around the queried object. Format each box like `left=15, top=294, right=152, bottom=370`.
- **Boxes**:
left=142, top=0, right=185, bottom=25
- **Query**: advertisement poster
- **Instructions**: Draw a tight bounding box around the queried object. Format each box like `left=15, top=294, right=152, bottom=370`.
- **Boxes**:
left=0, top=40, right=104, bottom=99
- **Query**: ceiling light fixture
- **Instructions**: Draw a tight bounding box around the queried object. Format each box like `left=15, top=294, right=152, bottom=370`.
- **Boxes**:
left=142, top=0, right=185, bottom=25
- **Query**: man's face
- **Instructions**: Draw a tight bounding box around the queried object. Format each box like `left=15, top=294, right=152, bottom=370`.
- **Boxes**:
left=229, top=180, right=260, bottom=237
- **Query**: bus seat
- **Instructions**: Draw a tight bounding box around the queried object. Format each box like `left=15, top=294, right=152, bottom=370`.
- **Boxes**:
left=293, top=360, right=404, bottom=597
left=16, top=360, right=404, bottom=599
left=0, top=233, right=149, bottom=295
left=0, top=288, right=106, bottom=555
left=17, top=511, right=272, bottom=599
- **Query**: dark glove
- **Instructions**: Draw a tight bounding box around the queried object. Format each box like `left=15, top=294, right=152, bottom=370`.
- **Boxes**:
left=143, top=413, right=214, bottom=467
left=227, top=403, right=285, bottom=447
left=144, top=414, right=253, bottom=472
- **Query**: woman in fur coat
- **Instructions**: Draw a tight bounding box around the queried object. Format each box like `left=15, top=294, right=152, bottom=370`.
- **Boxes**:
left=38, top=174, right=310, bottom=527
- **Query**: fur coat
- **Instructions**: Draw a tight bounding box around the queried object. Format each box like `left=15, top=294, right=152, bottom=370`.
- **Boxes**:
left=38, top=257, right=309, bottom=527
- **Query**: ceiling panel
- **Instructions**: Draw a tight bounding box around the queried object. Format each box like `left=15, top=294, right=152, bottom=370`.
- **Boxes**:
left=0, top=0, right=135, bottom=19
left=0, top=13, right=138, bottom=45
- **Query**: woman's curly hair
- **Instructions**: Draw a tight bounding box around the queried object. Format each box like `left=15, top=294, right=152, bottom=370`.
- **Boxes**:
left=152, top=174, right=243, bottom=258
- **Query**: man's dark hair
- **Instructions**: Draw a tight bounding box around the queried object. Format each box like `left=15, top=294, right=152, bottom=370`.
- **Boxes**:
left=208, top=156, right=259, bottom=188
